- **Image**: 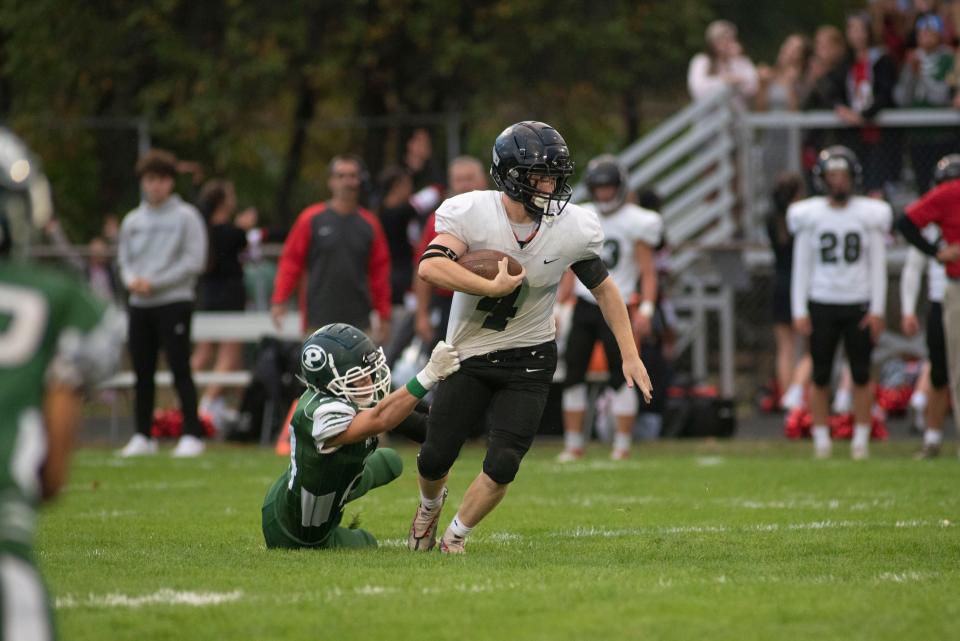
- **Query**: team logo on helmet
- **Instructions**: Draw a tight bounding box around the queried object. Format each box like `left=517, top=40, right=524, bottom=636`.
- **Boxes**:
left=301, top=345, right=328, bottom=372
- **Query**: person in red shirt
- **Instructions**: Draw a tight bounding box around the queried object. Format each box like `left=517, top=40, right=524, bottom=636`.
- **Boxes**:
left=413, top=156, right=489, bottom=348
left=897, top=154, right=960, bottom=452
left=271, top=155, right=392, bottom=342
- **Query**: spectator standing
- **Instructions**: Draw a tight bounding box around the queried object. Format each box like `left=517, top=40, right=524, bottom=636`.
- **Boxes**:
left=404, top=128, right=445, bottom=191
left=191, top=179, right=257, bottom=429
left=413, top=156, right=489, bottom=350
left=117, top=149, right=209, bottom=458
left=895, top=14, right=956, bottom=192
left=86, top=236, right=120, bottom=303
left=755, top=34, right=813, bottom=182
left=687, top=20, right=759, bottom=105
left=836, top=12, right=901, bottom=197
left=896, top=153, right=960, bottom=456
left=271, top=155, right=392, bottom=342
left=377, top=166, right=418, bottom=311
left=766, top=174, right=806, bottom=407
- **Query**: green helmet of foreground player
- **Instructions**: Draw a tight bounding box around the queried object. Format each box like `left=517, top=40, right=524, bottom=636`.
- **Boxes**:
left=298, top=323, right=392, bottom=409
left=0, top=127, right=54, bottom=258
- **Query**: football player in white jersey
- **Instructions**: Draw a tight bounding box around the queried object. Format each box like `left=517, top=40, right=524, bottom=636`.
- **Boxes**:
left=557, top=155, right=662, bottom=461
left=789, top=146, right=891, bottom=460
left=407, top=122, right=653, bottom=553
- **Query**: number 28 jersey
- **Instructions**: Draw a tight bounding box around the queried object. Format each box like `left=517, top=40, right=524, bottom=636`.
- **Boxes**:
left=787, top=195, right=891, bottom=312
left=436, top=190, right=604, bottom=360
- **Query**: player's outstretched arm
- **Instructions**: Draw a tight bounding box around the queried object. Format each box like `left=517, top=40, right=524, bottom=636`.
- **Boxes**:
left=418, top=233, right=524, bottom=297
left=591, top=277, right=653, bottom=402
left=326, top=342, right=460, bottom=446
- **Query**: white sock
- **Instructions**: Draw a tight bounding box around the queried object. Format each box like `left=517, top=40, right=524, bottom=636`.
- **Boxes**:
left=852, top=424, right=871, bottom=447
left=564, top=431, right=585, bottom=452
left=448, top=513, right=473, bottom=539
left=613, top=432, right=631, bottom=452
left=813, top=425, right=831, bottom=448
left=910, top=391, right=927, bottom=411
left=420, top=489, right=444, bottom=511
left=924, top=429, right=943, bottom=447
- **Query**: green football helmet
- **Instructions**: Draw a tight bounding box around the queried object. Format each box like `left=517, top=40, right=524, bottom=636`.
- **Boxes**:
left=298, top=323, right=391, bottom=409
left=0, top=127, right=53, bottom=258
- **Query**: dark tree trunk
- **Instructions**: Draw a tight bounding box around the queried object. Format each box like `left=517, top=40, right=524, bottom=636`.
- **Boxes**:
left=275, top=75, right=315, bottom=227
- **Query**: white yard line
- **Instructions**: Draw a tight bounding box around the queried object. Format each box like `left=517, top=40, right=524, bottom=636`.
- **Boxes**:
left=56, top=589, right=244, bottom=609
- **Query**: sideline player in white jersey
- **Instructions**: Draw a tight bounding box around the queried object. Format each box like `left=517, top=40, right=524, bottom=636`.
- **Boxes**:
left=789, top=146, right=891, bottom=460
left=407, top=121, right=653, bottom=553
left=557, top=154, right=662, bottom=461
left=901, top=159, right=955, bottom=458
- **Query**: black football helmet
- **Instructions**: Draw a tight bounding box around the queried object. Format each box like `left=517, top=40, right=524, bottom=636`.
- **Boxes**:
left=933, top=154, right=960, bottom=186
left=0, top=127, right=53, bottom=258
left=811, top=145, right=862, bottom=197
left=490, top=121, right=574, bottom=220
left=585, top=154, right=628, bottom=214
left=298, top=323, right=391, bottom=409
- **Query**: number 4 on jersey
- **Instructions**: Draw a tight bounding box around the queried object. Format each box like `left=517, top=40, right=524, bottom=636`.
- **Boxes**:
left=476, top=285, right=522, bottom=331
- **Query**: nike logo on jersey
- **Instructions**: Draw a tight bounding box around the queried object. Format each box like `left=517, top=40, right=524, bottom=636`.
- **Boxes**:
left=525, top=368, right=544, bottom=373
left=543, top=257, right=560, bottom=264
left=318, top=227, right=333, bottom=237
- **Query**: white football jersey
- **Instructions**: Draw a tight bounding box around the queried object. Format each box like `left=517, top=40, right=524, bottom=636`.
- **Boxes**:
left=573, top=202, right=663, bottom=303
left=436, top=190, right=604, bottom=359
left=788, top=195, right=891, bottom=305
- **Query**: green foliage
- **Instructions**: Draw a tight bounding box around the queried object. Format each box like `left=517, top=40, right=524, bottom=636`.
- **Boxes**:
left=41, top=442, right=960, bottom=641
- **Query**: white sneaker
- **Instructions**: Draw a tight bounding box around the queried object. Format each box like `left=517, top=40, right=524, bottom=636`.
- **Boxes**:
left=556, top=449, right=584, bottom=463
left=117, top=434, right=158, bottom=457
left=851, top=441, right=869, bottom=461
left=171, top=434, right=205, bottom=458
left=780, top=384, right=804, bottom=411
left=610, top=448, right=630, bottom=461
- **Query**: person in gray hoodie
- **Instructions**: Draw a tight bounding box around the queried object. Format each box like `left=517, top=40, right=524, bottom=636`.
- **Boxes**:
left=117, top=149, right=208, bottom=458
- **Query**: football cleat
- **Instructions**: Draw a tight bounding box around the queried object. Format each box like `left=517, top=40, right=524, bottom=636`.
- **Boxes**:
left=610, top=448, right=630, bottom=461
left=814, top=441, right=832, bottom=460
left=851, top=441, right=869, bottom=461
left=556, top=448, right=583, bottom=463
left=914, top=443, right=940, bottom=460
left=171, top=434, right=205, bottom=458
left=439, top=528, right=466, bottom=554
left=407, top=488, right=447, bottom=551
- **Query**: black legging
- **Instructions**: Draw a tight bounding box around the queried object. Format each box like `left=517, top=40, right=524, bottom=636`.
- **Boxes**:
left=128, top=301, right=202, bottom=437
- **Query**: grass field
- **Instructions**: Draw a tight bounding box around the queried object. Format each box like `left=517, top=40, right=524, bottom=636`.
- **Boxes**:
left=39, top=440, right=959, bottom=641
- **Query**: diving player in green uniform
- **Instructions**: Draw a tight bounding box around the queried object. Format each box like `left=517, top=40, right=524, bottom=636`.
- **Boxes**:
left=261, top=323, right=459, bottom=549
left=0, top=128, right=123, bottom=639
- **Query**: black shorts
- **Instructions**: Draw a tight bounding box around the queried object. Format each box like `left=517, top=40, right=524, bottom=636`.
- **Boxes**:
left=197, top=277, right=246, bottom=311
left=564, top=297, right=625, bottom=389
left=424, top=341, right=557, bottom=468
left=928, top=301, right=947, bottom=389
left=772, top=272, right=792, bottom=326
left=808, top=301, right=873, bottom=386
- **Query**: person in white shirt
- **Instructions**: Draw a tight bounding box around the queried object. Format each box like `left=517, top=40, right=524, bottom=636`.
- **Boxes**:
left=789, top=146, right=891, bottom=460
left=688, top=20, right=759, bottom=105
left=557, top=155, right=662, bottom=461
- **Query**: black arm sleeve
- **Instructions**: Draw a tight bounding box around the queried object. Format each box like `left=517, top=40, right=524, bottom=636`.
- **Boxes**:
left=391, top=408, right=429, bottom=444
left=895, top=214, right=940, bottom=257
left=571, top=256, right=610, bottom=290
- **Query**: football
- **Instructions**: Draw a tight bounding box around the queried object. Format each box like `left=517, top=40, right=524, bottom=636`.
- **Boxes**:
left=456, top=249, right=523, bottom=280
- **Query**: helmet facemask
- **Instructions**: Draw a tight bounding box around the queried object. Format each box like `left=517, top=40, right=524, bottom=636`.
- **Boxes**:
left=503, top=163, right=573, bottom=221
left=326, top=347, right=392, bottom=409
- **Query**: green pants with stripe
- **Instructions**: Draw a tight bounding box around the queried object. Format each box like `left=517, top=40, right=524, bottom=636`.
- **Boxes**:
left=262, top=449, right=402, bottom=550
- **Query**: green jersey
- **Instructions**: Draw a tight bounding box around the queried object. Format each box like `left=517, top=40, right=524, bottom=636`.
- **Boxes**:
left=272, top=389, right=378, bottom=546
left=0, top=262, right=119, bottom=549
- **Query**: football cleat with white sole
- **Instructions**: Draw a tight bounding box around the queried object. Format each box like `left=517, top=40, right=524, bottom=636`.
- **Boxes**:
left=407, top=488, right=447, bottom=551
left=851, top=441, right=869, bottom=461
left=556, top=448, right=583, bottom=463
left=439, top=528, right=466, bottom=554
left=117, top=433, right=158, bottom=458
left=171, top=434, right=205, bottom=458
left=814, top=441, right=832, bottom=460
